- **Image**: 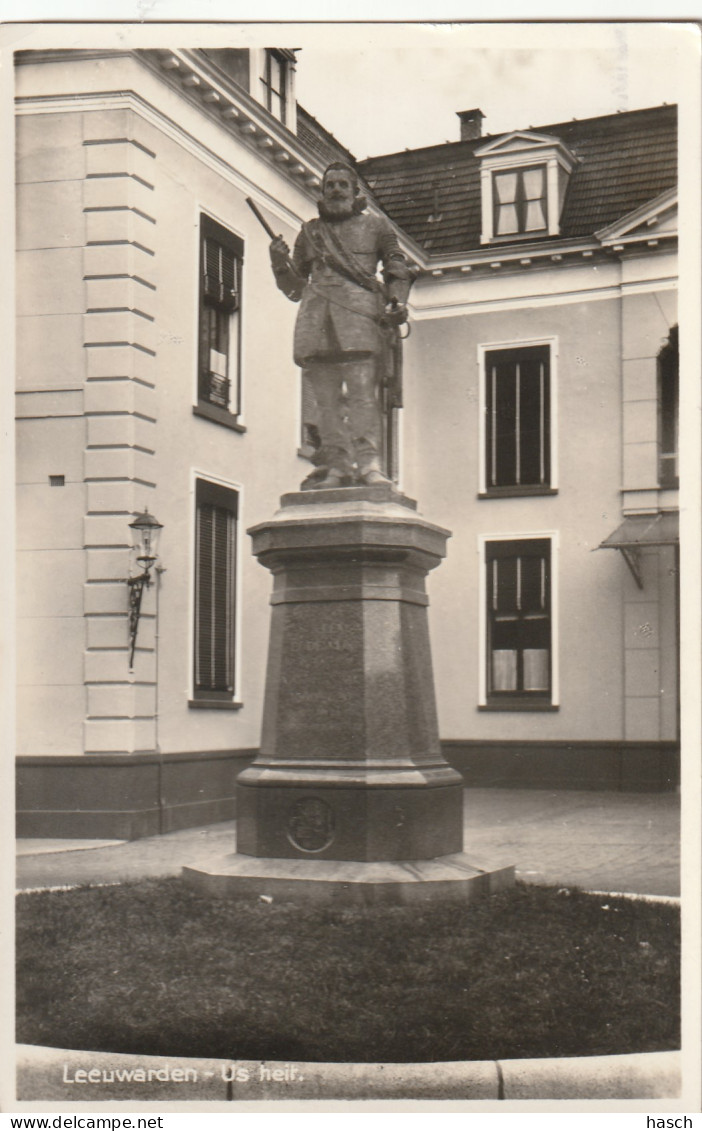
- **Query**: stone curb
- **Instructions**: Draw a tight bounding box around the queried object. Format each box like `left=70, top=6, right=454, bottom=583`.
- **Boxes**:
left=16, top=1045, right=681, bottom=1102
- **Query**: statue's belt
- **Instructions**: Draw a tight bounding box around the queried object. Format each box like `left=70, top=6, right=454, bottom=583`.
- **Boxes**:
left=308, top=282, right=387, bottom=326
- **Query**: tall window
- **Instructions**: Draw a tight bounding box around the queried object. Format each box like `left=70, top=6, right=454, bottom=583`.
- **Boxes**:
left=658, top=325, right=679, bottom=489
left=198, top=215, right=243, bottom=419
left=493, top=166, right=547, bottom=237
left=484, top=344, right=551, bottom=492
left=485, top=538, right=552, bottom=706
left=193, top=479, right=238, bottom=703
left=260, top=49, right=287, bottom=123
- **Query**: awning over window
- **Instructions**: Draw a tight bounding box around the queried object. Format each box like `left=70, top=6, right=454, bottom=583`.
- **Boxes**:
left=598, top=512, right=679, bottom=550
left=598, top=512, right=678, bottom=589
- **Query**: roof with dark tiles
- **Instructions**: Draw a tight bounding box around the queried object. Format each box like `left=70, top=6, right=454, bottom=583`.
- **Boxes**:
left=296, top=105, right=357, bottom=171
left=356, top=104, right=677, bottom=256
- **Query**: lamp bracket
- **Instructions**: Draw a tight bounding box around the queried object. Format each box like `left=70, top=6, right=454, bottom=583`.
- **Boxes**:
left=127, top=568, right=152, bottom=669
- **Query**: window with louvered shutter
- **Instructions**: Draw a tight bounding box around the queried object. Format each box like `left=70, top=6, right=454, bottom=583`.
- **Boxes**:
left=199, top=215, right=244, bottom=417
left=486, top=538, right=552, bottom=705
left=658, top=325, right=678, bottom=489
left=194, top=479, right=238, bottom=700
left=485, top=344, right=551, bottom=492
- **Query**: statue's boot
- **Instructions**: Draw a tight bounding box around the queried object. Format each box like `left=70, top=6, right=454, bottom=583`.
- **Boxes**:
left=359, top=468, right=392, bottom=486
left=300, top=467, right=328, bottom=491
left=313, top=470, right=347, bottom=489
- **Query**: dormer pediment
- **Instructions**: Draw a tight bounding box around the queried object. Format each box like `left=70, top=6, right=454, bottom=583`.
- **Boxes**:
left=596, top=188, right=677, bottom=247
left=475, top=130, right=565, bottom=158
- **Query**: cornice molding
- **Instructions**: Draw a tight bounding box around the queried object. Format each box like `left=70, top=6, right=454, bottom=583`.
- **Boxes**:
left=410, top=273, right=676, bottom=321
left=15, top=49, right=132, bottom=64
left=418, top=230, right=677, bottom=280
left=137, top=49, right=325, bottom=193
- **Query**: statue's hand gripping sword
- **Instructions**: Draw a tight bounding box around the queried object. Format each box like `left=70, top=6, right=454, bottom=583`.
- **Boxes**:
left=246, top=197, right=300, bottom=300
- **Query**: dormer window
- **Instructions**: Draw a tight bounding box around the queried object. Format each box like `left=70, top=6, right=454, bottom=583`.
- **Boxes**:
left=198, top=48, right=297, bottom=133
left=258, top=49, right=294, bottom=124
left=493, top=166, right=547, bottom=236
left=260, top=50, right=285, bottom=121
left=476, top=131, right=577, bottom=244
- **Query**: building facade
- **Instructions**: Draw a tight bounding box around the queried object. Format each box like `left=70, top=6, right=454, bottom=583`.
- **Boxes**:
left=360, top=104, right=679, bottom=791
left=15, top=49, right=679, bottom=838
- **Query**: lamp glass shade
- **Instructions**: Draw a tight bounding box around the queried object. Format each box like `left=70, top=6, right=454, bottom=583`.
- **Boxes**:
left=129, top=510, right=163, bottom=560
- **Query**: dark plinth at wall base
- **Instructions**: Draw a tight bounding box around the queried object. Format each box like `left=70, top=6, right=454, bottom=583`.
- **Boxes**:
left=16, top=750, right=256, bottom=840
left=183, top=853, right=516, bottom=906
left=17, top=739, right=677, bottom=841
left=443, top=741, right=680, bottom=792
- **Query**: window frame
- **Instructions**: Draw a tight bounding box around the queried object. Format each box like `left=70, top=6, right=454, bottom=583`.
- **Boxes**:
left=478, top=532, right=559, bottom=711
left=658, top=324, right=679, bottom=490
left=478, top=337, right=558, bottom=497
left=259, top=49, right=288, bottom=124
left=492, top=164, right=548, bottom=238
left=190, top=475, right=242, bottom=709
left=195, top=213, right=245, bottom=430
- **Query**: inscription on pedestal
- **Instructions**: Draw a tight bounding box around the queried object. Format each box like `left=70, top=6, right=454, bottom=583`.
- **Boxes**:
left=286, top=797, right=335, bottom=853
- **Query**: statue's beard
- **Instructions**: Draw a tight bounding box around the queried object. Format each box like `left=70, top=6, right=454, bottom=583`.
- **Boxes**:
left=317, top=197, right=356, bottom=222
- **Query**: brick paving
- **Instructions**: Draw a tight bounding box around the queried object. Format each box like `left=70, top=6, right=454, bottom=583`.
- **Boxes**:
left=462, top=789, right=680, bottom=897
left=16, top=788, right=680, bottom=897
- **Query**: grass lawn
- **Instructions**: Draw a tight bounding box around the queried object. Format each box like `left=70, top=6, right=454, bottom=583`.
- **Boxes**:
left=17, top=879, right=679, bottom=1064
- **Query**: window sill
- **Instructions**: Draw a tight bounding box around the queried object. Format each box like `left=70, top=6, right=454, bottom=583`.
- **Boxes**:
left=483, top=230, right=552, bottom=245
left=479, top=701, right=558, bottom=712
left=479, top=486, right=557, bottom=499
left=193, top=403, right=246, bottom=433
left=188, top=699, right=243, bottom=711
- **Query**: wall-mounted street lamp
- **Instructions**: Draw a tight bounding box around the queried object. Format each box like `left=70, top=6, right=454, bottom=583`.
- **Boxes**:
left=127, top=509, right=163, bottom=669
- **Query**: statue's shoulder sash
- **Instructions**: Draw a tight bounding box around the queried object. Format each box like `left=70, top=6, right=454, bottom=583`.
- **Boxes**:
left=303, top=218, right=382, bottom=295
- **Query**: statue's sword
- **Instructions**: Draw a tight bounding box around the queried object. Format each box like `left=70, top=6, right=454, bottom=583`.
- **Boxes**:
left=246, top=197, right=279, bottom=241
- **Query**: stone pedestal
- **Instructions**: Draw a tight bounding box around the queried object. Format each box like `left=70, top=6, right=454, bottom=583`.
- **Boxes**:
left=183, top=484, right=514, bottom=903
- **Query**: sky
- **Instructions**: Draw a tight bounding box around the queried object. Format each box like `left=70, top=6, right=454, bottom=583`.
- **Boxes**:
left=291, top=22, right=691, bottom=160
left=2, top=20, right=693, bottom=161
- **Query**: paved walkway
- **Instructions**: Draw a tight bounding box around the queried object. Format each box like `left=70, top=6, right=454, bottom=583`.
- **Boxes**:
left=16, top=788, right=680, bottom=897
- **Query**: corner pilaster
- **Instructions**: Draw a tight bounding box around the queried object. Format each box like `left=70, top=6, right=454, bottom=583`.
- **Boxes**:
left=81, top=108, right=159, bottom=755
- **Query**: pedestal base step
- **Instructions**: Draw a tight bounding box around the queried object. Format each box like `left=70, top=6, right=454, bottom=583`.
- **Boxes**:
left=182, top=853, right=515, bottom=906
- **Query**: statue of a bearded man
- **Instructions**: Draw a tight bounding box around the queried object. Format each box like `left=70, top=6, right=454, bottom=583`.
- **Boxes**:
left=269, top=162, right=413, bottom=490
